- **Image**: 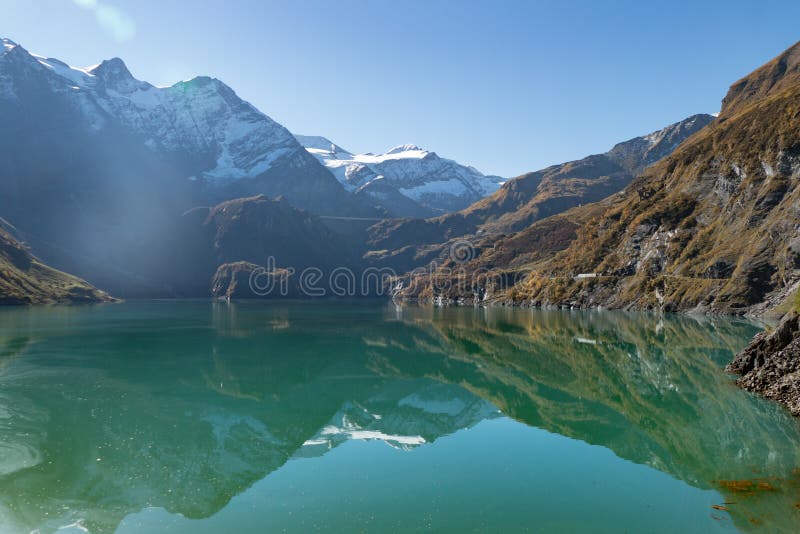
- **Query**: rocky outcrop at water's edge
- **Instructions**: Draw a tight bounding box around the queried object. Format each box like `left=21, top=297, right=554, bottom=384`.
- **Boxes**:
left=727, top=313, right=800, bottom=415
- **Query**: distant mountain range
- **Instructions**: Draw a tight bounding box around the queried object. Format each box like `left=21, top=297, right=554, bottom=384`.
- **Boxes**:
left=296, top=135, right=504, bottom=217
left=0, top=38, right=356, bottom=215
left=0, top=37, right=376, bottom=294
left=0, top=37, right=512, bottom=298
left=2, top=34, right=798, bottom=316
left=0, top=36, right=502, bottom=220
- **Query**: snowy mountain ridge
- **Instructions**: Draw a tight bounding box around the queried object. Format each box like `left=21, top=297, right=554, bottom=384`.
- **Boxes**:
left=295, top=134, right=505, bottom=215
left=0, top=37, right=315, bottom=186
left=296, top=383, right=501, bottom=457
left=1, top=37, right=505, bottom=218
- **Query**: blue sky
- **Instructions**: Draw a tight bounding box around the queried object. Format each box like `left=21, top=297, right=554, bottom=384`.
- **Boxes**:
left=4, top=0, right=800, bottom=177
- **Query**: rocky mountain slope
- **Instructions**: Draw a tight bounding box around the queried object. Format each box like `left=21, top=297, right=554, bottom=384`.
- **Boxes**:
left=366, top=114, right=713, bottom=259
left=0, top=219, right=112, bottom=304
left=720, top=40, right=800, bottom=119
left=402, top=41, right=800, bottom=314
left=296, top=135, right=504, bottom=216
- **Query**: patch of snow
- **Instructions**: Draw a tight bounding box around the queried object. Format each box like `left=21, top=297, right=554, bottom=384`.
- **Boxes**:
left=386, top=143, right=423, bottom=154
left=302, top=438, right=329, bottom=447
left=348, top=430, right=426, bottom=445
left=643, top=128, right=667, bottom=146
left=294, top=135, right=352, bottom=156
left=400, top=178, right=467, bottom=200
left=398, top=393, right=468, bottom=416
left=31, top=54, right=96, bottom=87
left=1, top=38, right=17, bottom=54
left=317, top=424, right=426, bottom=446
left=762, top=160, right=776, bottom=178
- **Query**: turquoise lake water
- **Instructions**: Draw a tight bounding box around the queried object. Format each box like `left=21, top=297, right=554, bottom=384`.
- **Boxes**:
left=0, top=301, right=798, bottom=533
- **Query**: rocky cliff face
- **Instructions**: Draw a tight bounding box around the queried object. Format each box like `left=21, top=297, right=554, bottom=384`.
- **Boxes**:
left=720, top=40, right=800, bottom=118
left=146, top=195, right=360, bottom=297
left=727, top=313, right=800, bottom=415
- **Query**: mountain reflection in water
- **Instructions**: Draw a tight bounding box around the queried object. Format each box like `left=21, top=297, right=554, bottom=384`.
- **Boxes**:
left=0, top=302, right=798, bottom=533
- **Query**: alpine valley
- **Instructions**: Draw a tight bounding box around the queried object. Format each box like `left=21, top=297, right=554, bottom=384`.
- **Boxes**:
left=5, top=15, right=800, bottom=533
left=2, top=35, right=800, bottom=319
left=4, top=37, right=800, bottom=409
left=0, top=36, right=710, bottom=300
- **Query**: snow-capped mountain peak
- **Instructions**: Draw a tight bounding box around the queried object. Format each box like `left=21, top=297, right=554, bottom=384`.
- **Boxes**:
left=295, top=134, right=505, bottom=215
left=386, top=143, right=424, bottom=155
left=1, top=38, right=18, bottom=53
left=0, top=38, right=364, bottom=216
left=88, top=57, right=142, bottom=89
left=0, top=40, right=309, bottom=180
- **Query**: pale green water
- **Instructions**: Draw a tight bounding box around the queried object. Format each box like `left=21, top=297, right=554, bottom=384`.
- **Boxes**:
left=0, top=301, right=799, bottom=533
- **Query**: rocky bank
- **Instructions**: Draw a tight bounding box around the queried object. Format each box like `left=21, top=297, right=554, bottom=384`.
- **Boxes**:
left=727, top=313, right=800, bottom=415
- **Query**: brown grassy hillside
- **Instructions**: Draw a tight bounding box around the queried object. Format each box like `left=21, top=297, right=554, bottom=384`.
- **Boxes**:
left=0, top=221, right=113, bottom=305
left=398, top=41, right=800, bottom=315
left=367, top=114, right=712, bottom=261
left=514, top=43, right=800, bottom=314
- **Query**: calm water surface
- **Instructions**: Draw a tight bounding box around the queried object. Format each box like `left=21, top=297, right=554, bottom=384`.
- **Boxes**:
left=0, top=301, right=799, bottom=533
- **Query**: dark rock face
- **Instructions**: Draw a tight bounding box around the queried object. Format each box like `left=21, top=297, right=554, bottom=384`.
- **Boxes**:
left=727, top=313, right=800, bottom=415
left=705, top=260, right=735, bottom=279
left=151, top=195, right=360, bottom=297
